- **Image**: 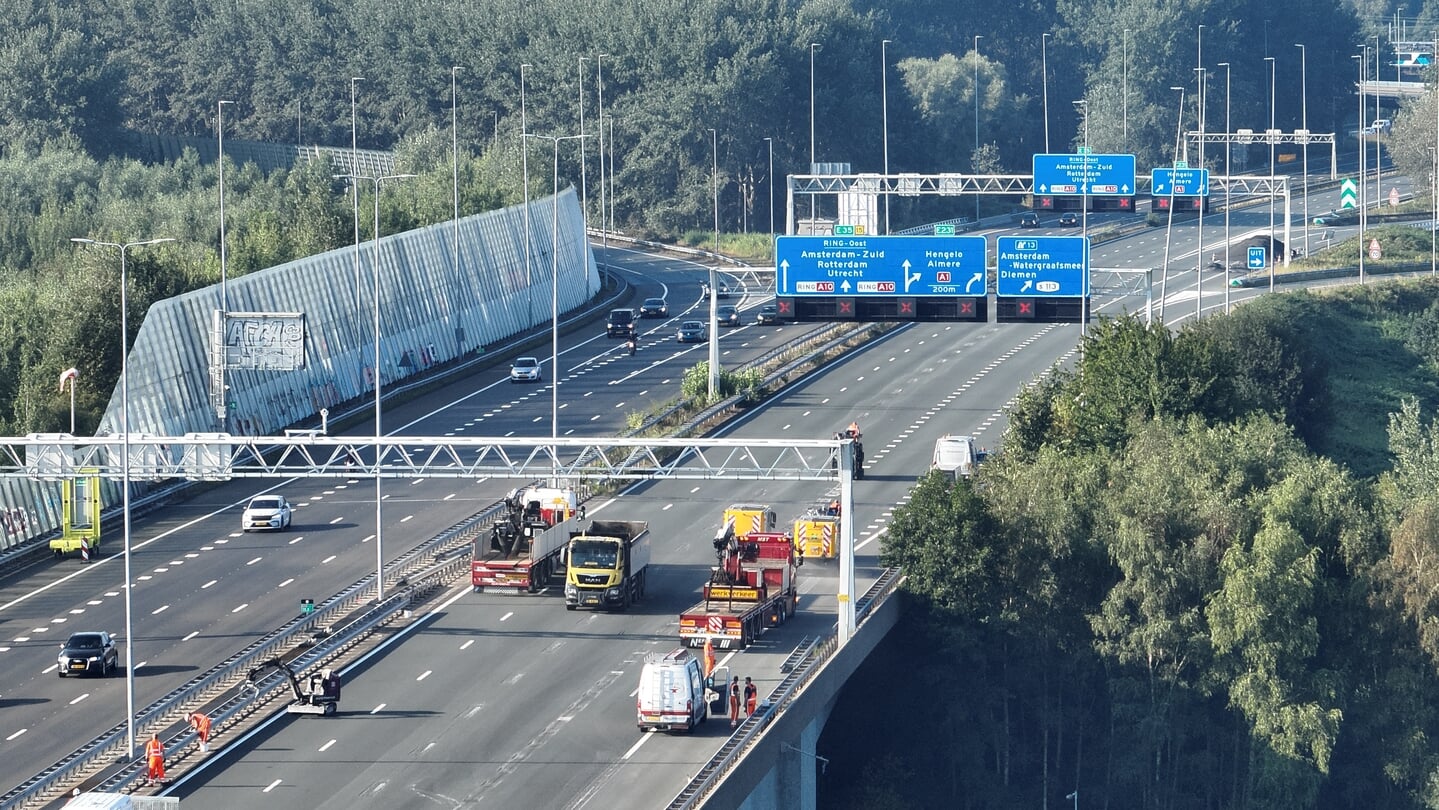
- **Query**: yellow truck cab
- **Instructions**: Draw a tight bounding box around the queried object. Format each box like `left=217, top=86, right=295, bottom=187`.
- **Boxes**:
left=793, top=513, right=840, bottom=559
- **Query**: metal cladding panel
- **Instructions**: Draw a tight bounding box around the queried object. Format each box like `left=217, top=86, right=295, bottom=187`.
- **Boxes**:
left=0, top=191, right=602, bottom=549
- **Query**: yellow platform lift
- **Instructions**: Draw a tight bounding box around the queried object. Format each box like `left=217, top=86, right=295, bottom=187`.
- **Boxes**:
left=50, top=469, right=100, bottom=560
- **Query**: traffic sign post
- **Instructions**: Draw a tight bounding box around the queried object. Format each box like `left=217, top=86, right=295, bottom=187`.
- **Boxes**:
left=776, top=235, right=989, bottom=297
left=1151, top=167, right=1211, bottom=197
left=1032, top=153, right=1136, bottom=196
left=1247, top=246, right=1267, bottom=270
left=996, top=236, right=1089, bottom=297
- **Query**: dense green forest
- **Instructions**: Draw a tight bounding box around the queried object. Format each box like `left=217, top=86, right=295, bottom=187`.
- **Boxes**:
left=821, top=279, right=1439, bottom=809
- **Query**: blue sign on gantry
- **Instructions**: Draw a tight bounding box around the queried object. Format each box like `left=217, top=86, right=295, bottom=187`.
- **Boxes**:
left=775, top=235, right=989, bottom=297
left=1032, top=153, right=1136, bottom=196
left=996, top=236, right=1089, bottom=297
left=1151, top=167, right=1211, bottom=197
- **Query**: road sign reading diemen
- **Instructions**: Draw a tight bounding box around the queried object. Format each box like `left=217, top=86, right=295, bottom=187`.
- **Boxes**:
left=1032, top=153, right=1136, bottom=196
left=996, top=236, right=1089, bottom=297
left=775, top=235, right=989, bottom=297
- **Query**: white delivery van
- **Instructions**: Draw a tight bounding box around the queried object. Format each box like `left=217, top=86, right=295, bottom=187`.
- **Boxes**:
left=636, top=649, right=708, bottom=732
left=933, top=435, right=981, bottom=478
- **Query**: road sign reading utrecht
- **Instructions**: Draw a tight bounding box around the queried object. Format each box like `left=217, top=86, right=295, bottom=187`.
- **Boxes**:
left=776, top=235, right=989, bottom=297
left=1032, top=153, right=1136, bottom=196
left=1151, top=167, right=1211, bottom=197
left=996, top=236, right=1089, bottom=297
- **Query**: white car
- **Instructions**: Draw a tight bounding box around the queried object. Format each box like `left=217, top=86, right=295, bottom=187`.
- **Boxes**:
left=242, top=495, right=292, bottom=532
left=510, top=356, right=542, bottom=383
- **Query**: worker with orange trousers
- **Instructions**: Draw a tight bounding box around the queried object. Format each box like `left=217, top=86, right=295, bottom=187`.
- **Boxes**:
left=144, top=732, right=165, bottom=785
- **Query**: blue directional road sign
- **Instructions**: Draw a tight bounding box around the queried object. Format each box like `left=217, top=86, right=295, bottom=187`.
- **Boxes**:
left=1248, top=246, right=1267, bottom=270
left=996, top=236, right=1089, bottom=297
left=1032, top=153, right=1137, bottom=196
left=775, top=235, right=989, bottom=297
left=1151, top=167, right=1211, bottom=197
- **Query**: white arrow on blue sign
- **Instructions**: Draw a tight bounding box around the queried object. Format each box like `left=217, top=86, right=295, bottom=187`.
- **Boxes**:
left=1032, top=153, right=1136, bottom=196
left=1247, top=246, right=1267, bottom=270
left=996, top=236, right=1090, bottom=297
left=1151, top=167, right=1211, bottom=197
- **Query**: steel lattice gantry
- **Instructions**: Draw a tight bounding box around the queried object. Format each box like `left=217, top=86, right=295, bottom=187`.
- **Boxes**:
left=4, top=434, right=867, bottom=643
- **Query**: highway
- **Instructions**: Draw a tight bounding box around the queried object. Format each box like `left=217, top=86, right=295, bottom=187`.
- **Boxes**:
left=0, top=244, right=825, bottom=795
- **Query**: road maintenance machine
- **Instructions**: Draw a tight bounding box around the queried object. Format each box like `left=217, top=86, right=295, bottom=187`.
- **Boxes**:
left=678, top=520, right=800, bottom=650
left=244, top=656, right=341, bottom=716
left=472, top=486, right=577, bottom=593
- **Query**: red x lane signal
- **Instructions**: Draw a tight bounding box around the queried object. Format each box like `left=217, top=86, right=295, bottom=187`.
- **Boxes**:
left=959, top=299, right=975, bottom=315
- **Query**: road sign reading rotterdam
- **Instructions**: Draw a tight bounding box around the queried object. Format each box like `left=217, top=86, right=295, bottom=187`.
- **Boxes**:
left=996, top=236, right=1089, bottom=297
left=1032, top=153, right=1137, bottom=196
left=1248, top=246, right=1267, bottom=270
left=1340, top=178, right=1357, bottom=209
left=775, top=235, right=989, bottom=297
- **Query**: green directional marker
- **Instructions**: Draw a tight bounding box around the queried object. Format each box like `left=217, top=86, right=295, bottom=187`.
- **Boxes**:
left=1340, top=178, right=1357, bottom=210
left=833, top=225, right=855, bottom=235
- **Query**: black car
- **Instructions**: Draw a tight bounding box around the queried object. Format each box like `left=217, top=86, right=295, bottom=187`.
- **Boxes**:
left=676, top=321, right=706, bottom=343
left=1058, top=212, right=1080, bottom=227
left=717, top=305, right=741, bottom=327
left=58, top=631, right=118, bottom=677
left=639, top=297, right=669, bottom=318
left=606, top=308, right=637, bottom=339
left=1018, top=212, right=1041, bottom=228
left=756, top=304, right=781, bottom=324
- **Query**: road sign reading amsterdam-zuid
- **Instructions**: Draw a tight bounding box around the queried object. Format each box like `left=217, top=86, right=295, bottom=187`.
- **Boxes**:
left=996, top=236, right=1089, bottom=297
left=1032, top=153, right=1136, bottom=196
left=775, top=235, right=989, bottom=297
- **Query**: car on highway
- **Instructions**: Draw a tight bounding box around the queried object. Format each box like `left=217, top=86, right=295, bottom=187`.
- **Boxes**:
left=242, top=495, right=293, bottom=532
left=1019, top=212, right=1041, bottom=228
left=639, top=297, right=669, bottom=318
left=703, top=279, right=732, bottom=299
left=509, top=356, right=542, bottom=383
left=676, top=321, right=706, bottom=343
left=606, top=308, right=637, bottom=339
left=755, top=304, right=782, bottom=324
left=1058, top=212, right=1080, bottom=227
left=717, top=305, right=741, bottom=327
left=57, top=631, right=118, bottom=677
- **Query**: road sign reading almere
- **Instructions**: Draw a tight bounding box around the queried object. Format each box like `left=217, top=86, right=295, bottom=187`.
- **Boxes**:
left=996, top=236, right=1089, bottom=297
left=775, top=235, right=988, bottom=297
left=1032, top=153, right=1136, bottom=195
left=1151, top=167, right=1211, bottom=197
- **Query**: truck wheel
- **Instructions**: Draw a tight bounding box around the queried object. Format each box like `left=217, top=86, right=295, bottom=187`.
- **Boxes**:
left=565, top=604, right=577, bottom=611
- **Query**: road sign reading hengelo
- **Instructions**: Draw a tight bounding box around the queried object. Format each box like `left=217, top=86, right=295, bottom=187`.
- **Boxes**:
left=775, top=235, right=989, bottom=297
left=996, top=236, right=1089, bottom=297
left=1151, top=167, right=1211, bottom=197
left=1032, top=153, right=1136, bottom=196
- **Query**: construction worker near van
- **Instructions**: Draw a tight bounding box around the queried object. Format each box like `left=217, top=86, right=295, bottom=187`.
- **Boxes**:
left=703, top=638, right=716, bottom=680
left=743, top=676, right=758, bottom=718
left=729, top=676, right=742, bottom=728
left=144, top=732, right=165, bottom=785
left=188, top=710, right=212, bottom=753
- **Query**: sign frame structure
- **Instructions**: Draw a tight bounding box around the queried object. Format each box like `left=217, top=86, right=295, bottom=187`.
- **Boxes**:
left=1151, top=167, right=1211, bottom=197
left=996, top=236, right=1090, bottom=298
left=1032, top=153, right=1137, bottom=196
left=775, top=234, right=989, bottom=298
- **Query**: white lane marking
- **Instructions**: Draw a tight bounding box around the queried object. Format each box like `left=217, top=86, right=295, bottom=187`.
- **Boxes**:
left=6, top=729, right=26, bottom=741
left=371, top=704, right=386, bottom=714
left=69, top=693, right=90, bottom=705
left=232, top=604, right=248, bottom=613
left=69, top=608, right=84, bottom=615
left=417, top=670, right=432, bottom=682
left=460, top=640, right=475, bottom=650
left=662, top=504, right=673, bottom=510
left=137, top=575, right=152, bottom=581
left=623, top=733, right=652, bottom=760
left=318, top=739, right=336, bottom=752
left=322, top=555, right=336, bottom=564
left=400, top=515, right=414, bottom=523
left=278, top=578, right=293, bottom=588
left=87, top=600, right=102, bottom=605
left=154, top=568, right=169, bottom=573
left=246, top=557, right=263, bottom=566
left=855, top=526, right=888, bottom=552
left=329, top=517, right=343, bottom=525
left=183, top=631, right=199, bottom=641
left=500, top=612, right=514, bottom=622
left=262, top=779, right=282, bottom=793
left=288, top=537, right=303, bottom=545
left=444, top=494, right=456, bottom=501
left=151, top=605, right=169, bottom=615
left=505, top=672, right=524, bottom=685
left=201, top=579, right=218, bottom=590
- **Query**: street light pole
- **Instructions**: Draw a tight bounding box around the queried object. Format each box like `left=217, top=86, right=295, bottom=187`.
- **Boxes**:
left=1041, top=33, right=1050, bottom=154
left=1219, top=62, right=1232, bottom=313
left=216, top=99, right=234, bottom=430
left=1197, top=24, right=1206, bottom=169
left=70, top=235, right=174, bottom=760
left=1296, top=43, right=1309, bottom=258
left=596, top=54, right=609, bottom=268
left=974, top=35, right=983, bottom=223
left=1265, top=55, right=1276, bottom=291
left=1160, top=86, right=1184, bottom=322
left=764, top=136, right=775, bottom=240
left=1075, top=99, right=1089, bottom=336
left=809, top=43, right=820, bottom=226
left=578, top=57, right=589, bottom=232
left=882, top=39, right=891, bottom=234
left=451, top=66, right=462, bottom=302
left=350, top=77, right=364, bottom=313
left=520, top=63, right=534, bottom=328
left=1122, top=29, right=1130, bottom=152
left=1356, top=51, right=1367, bottom=285
left=708, top=127, right=720, bottom=399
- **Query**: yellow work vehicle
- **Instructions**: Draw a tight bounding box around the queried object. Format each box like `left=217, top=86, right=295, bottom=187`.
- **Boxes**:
left=721, top=504, right=776, bottom=537
left=793, top=513, right=840, bottom=560
left=50, top=470, right=100, bottom=560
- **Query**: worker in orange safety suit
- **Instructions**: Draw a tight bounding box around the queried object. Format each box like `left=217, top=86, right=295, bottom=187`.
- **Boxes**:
left=188, top=711, right=212, bottom=753
left=144, top=732, right=165, bottom=785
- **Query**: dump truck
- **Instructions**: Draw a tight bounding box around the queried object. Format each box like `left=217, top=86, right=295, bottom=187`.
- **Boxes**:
left=932, top=435, right=985, bottom=479
left=678, top=526, right=800, bottom=650
left=472, top=486, right=577, bottom=593
left=564, top=519, right=651, bottom=610
left=793, top=513, right=840, bottom=560
left=722, top=503, right=777, bottom=536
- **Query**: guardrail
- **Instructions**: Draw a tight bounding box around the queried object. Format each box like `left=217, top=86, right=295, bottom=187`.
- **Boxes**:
left=667, top=566, right=905, bottom=810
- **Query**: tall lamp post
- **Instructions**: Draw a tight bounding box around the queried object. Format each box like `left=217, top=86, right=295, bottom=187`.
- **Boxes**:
left=69, top=235, right=174, bottom=760
left=708, top=127, right=720, bottom=399
left=1159, top=86, right=1184, bottom=321
left=336, top=173, right=415, bottom=603
left=1265, top=55, right=1276, bottom=291
left=350, top=77, right=364, bottom=313
left=596, top=54, right=609, bottom=268
left=1356, top=51, right=1367, bottom=285
left=217, top=99, right=234, bottom=430
left=578, top=57, right=589, bottom=230
left=973, top=35, right=983, bottom=223
left=1197, top=24, right=1206, bottom=168
left=451, top=67, right=462, bottom=293
left=1074, top=99, right=1089, bottom=336
left=1123, top=28, right=1130, bottom=151
left=1296, top=43, right=1309, bottom=258
left=881, top=39, right=891, bottom=234
left=1218, top=62, right=1233, bottom=313
left=1041, top=33, right=1051, bottom=153
left=764, top=136, right=775, bottom=240
left=520, top=63, right=534, bottom=328
left=809, top=43, right=821, bottom=226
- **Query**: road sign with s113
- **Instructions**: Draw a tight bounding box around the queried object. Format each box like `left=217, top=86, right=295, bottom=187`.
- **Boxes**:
left=996, top=236, right=1089, bottom=297
left=775, top=235, right=989, bottom=296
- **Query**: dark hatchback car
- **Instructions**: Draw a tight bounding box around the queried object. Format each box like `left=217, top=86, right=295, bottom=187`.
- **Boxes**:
left=1058, top=212, right=1080, bottom=227
left=639, top=297, right=669, bottom=318
left=1018, top=212, right=1040, bottom=228
left=756, top=304, right=782, bottom=324
left=676, top=321, right=706, bottom=343
left=716, top=305, right=741, bottom=327
left=58, top=631, right=118, bottom=677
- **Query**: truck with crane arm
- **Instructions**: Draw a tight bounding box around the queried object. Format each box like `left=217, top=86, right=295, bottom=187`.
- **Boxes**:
left=678, top=519, right=800, bottom=651
left=472, top=486, right=577, bottom=593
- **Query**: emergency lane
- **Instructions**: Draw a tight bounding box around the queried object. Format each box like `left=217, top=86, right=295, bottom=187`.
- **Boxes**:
left=0, top=246, right=814, bottom=792
left=168, top=312, right=1086, bottom=809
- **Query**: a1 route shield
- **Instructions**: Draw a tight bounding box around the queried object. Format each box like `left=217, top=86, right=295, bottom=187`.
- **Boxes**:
left=1032, top=153, right=1136, bottom=195
left=1151, top=167, right=1211, bottom=197
left=775, top=235, right=988, bottom=296
left=996, top=236, right=1089, bottom=297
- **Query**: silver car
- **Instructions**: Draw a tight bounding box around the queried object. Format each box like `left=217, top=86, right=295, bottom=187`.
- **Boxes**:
left=510, top=356, right=542, bottom=383
left=676, top=321, right=706, bottom=343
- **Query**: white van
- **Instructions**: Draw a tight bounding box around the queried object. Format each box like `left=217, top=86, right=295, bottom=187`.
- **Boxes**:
left=636, top=649, right=708, bottom=732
